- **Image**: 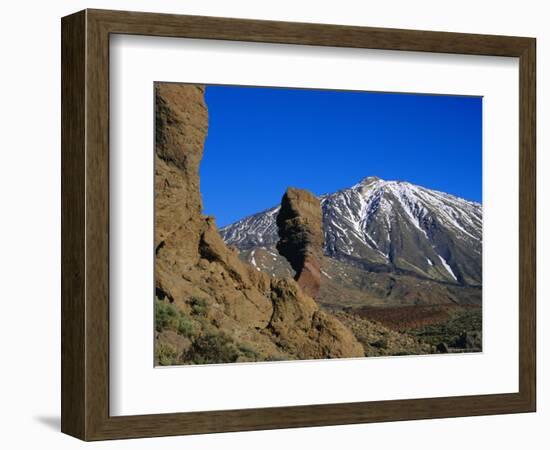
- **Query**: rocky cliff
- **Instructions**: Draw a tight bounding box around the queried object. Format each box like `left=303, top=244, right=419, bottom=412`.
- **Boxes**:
left=154, top=83, right=364, bottom=365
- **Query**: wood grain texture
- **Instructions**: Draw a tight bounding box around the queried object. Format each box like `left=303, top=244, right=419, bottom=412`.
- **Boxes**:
left=518, top=39, right=536, bottom=410
left=85, top=10, right=111, bottom=439
left=90, top=8, right=532, bottom=56
left=61, top=10, right=86, bottom=439
left=61, top=8, right=537, bottom=441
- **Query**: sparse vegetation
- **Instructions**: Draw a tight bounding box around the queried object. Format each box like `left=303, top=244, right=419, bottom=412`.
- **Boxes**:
left=190, top=297, right=208, bottom=316
left=336, top=310, right=432, bottom=357
left=155, top=298, right=264, bottom=365
left=155, top=300, right=179, bottom=332
left=186, top=331, right=239, bottom=364
left=238, top=343, right=260, bottom=360
left=156, top=343, right=179, bottom=366
left=155, top=294, right=481, bottom=365
left=155, top=299, right=196, bottom=337
left=177, top=313, right=196, bottom=337
left=412, top=308, right=482, bottom=352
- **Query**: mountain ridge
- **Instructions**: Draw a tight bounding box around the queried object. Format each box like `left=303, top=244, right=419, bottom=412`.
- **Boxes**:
left=221, top=176, right=482, bottom=288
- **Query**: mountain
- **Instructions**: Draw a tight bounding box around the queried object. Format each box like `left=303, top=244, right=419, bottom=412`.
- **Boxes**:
left=220, top=177, right=482, bottom=305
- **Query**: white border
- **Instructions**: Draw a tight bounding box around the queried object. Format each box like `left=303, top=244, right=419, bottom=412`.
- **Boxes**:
left=110, top=35, right=519, bottom=416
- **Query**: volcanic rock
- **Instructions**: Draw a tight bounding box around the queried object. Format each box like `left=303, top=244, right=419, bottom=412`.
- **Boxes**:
left=268, top=278, right=364, bottom=358
left=276, top=188, right=324, bottom=299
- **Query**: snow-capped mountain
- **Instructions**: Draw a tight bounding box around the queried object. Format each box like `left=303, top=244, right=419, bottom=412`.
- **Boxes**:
left=220, top=177, right=482, bottom=286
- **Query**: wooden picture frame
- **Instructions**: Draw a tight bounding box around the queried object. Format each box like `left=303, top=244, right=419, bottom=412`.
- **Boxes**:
left=61, top=9, right=536, bottom=441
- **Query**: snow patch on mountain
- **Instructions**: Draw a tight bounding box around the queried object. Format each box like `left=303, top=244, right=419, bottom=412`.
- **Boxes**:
left=437, top=254, right=457, bottom=281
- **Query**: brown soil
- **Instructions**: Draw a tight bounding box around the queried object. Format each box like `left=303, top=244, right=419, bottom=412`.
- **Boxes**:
left=354, top=304, right=480, bottom=331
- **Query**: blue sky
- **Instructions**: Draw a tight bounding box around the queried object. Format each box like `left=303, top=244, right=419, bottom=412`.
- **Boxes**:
left=200, top=85, right=482, bottom=227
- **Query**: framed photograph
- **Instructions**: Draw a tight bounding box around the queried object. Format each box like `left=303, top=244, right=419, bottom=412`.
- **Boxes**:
left=61, top=9, right=536, bottom=441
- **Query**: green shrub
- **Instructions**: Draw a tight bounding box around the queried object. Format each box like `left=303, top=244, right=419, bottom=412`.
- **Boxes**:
left=156, top=343, right=179, bottom=366
left=187, top=332, right=239, bottom=364
left=155, top=300, right=178, bottom=332
left=177, top=313, right=195, bottom=337
left=156, top=300, right=199, bottom=337
left=238, top=343, right=259, bottom=360
left=190, top=297, right=208, bottom=316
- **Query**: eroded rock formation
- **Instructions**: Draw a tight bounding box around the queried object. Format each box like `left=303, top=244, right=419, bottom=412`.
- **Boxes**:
left=276, top=188, right=324, bottom=299
left=154, top=83, right=364, bottom=364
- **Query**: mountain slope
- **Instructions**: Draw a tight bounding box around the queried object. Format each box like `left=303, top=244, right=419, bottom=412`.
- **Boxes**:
left=221, top=176, right=482, bottom=287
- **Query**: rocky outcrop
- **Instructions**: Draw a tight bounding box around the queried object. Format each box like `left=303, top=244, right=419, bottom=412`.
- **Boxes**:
left=276, top=188, right=324, bottom=299
left=268, top=278, right=364, bottom=358
left=154, top=83, right=364, bottom=364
